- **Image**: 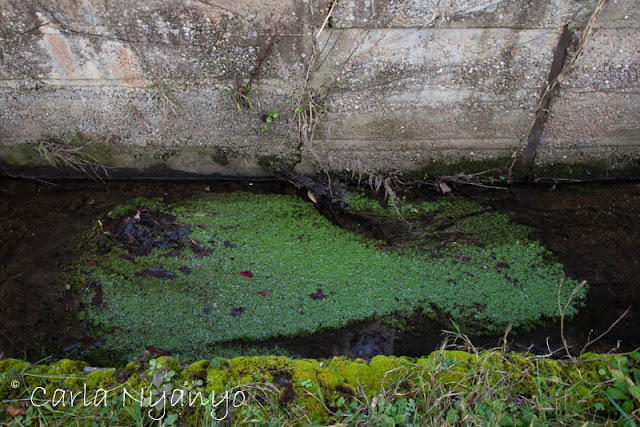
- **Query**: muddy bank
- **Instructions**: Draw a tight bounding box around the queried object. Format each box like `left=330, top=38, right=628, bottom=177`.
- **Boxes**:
left=0, top=178, right=638, bottom=361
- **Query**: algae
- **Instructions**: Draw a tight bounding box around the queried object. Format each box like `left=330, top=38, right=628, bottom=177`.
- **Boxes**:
left=72, top=192, right=585, bottom=360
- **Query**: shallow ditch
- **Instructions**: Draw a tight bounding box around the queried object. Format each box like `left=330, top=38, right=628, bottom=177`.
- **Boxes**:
left=0, top=177, right=638, bottom=363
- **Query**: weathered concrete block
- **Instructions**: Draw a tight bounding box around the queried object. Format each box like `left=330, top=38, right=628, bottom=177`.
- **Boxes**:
left=0, top=0, right=312, bottom=175
left=304, top=27, right=559, bottom=171
left=0, top=0, right=311, bottom=84
left=561, top=29, right=640, bottom=91
left=0, top=83, right=300, bottom=175
left=0, top=0, right=638, bottom=178
left=538, top=28, right=640, bottom=165
left=331, top=0, right=640, bottom=30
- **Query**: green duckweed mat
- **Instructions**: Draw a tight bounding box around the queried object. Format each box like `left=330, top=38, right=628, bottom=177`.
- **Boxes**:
left=69, top=192, right=585, bottom=360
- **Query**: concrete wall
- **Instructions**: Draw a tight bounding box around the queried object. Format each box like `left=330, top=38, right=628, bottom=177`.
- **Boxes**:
left=0, top=0, right=638, bottom=178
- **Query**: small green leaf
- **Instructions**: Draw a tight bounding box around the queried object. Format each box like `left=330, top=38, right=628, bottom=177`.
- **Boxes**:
left=266, top=116, right=272, bottom=123
left=446, top=409, right=459, bottom=424
left=499, top=415, right=515, bottom=427
left=606, top=387, right=628, bottom=400
left=611, top=369, right=625, bottom=382
left=153, top=371, right=164, bottom=388
left=273, top=113, right=279, bottom=119
left=629, top=385, right=640, bottom=400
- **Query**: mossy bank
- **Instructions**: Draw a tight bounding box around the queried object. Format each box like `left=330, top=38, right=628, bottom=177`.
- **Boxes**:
left=68, top=190, right=585, bottom=361
left=1, top=351, right=638, bottom=425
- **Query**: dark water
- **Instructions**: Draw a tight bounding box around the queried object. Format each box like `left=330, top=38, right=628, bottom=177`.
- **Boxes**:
left=0, top=177, right=638, bottom=361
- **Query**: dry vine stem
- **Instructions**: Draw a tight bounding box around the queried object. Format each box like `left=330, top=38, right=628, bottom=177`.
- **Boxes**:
left=557, top=279, right=588, bottom=357
left=558, top=278, right=633, bottom=359
left=513, top=0, right=607, bottom=172
left=580, top=306, right=632, bottom=356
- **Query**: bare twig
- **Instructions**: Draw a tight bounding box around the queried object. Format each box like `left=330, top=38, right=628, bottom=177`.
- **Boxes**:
left=580, top=306, right=631, bottom=356
left=316, top=0, right=338, bottom=40
left=557, top=280, right=588, bottom=358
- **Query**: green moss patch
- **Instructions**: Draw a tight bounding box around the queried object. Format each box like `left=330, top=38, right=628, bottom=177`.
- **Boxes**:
left=75, top=192, right=583, bottom=360
left=0, top=352, right=634, bottom=425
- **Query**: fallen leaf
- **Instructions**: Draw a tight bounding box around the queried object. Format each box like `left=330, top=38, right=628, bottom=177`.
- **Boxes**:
left=5, top=406, right=27, bottom=417
left=455, top=254, right=470, bottom=262
left=307, top=190, right=318, bottom=204
left=143, top=347, right=170, bottom=358
left=310, top=288, right=327, bottom=300
left=189, top=241, right=213, bottom=258
left=230, top=307, right=245, bottom=316
left=179, top=266, right=191, bottom=275
left=256, top=290, right=270, bottom=297
left=239, top=271, right=253, bottom=278
left=86, top=260, right=97, bottom=267
left=496, top=262, right=510, bottom=269
left=375, top=243, right=385, bottom=250
left=142, top=268, right=175, bottom=280
left=437, top=181, right=452, bottom=194
left=119, top=253, right=136, bottom=262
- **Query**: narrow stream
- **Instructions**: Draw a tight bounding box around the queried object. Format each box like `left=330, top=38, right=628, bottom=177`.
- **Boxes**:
left=1, top=178, right=638, bottom=361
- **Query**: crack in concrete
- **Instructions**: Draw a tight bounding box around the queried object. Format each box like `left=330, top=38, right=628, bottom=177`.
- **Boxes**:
left=521, top=24, right=574, bottom=166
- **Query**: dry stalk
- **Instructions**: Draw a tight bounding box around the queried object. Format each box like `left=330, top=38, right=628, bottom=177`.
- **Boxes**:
left=580, top=306, right=632, bottom=356
left=557, top=279, right=588, bottom=358
left=37, top=137, right=111, bottom=180
left=436, top=169, right=509, bottom=191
